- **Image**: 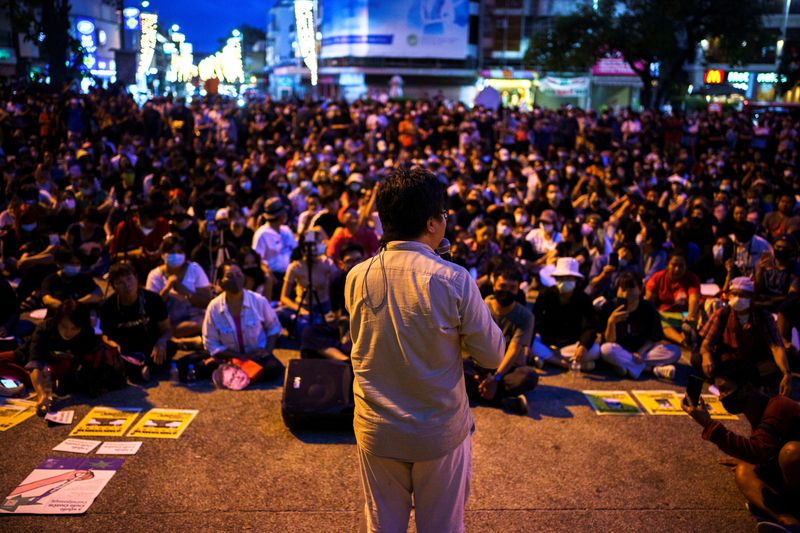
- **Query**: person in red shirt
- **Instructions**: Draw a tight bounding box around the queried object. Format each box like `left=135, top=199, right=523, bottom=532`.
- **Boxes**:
left=326, top=205, right=379, bottom=260
left=645, top=251, right=701, bottom=347
left=683, top=370, right=800, bottom=530
left=109, top=203, right=170, bottom=280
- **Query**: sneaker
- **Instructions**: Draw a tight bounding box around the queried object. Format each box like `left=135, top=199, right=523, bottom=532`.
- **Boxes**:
left=502, top=394, right=528, bottom=415
left=653, top=365, right=676, bottom=380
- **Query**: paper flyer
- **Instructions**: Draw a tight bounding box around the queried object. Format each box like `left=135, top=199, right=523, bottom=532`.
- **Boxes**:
left=0, top=402, right=36, bottom=431
left=0, top=457, right=123, bottom=514
left=126, top=408, right=198, bottom=439
left=96, top=441, right=142, bottom=455
left=701, top=394, right=739, bottom=420
left=582, top=390, right=643, bottom=415
left=631, top=390, right=686, bottom=416
left=52, top=438, right=102, bottom=454
left=69, top=407, right=141, bottom=437
left=45, top=410, right=75, bottom=425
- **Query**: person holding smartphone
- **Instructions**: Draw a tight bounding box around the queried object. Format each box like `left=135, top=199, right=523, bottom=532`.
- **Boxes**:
left=683, top=368, right=800, bottom=531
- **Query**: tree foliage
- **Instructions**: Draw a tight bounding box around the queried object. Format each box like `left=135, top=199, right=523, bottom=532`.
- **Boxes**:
left=525, top=0, right=772, bottom=108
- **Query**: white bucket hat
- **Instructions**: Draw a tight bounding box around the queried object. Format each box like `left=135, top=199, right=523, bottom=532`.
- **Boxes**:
left=552, top=257, right=584, bottom=279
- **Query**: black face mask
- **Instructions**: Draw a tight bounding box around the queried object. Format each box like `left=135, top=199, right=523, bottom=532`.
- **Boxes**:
left=494, top=290, right=516, bottom=307
left=613, top=297, right=628, bottom=310
left=774, top=248, right=795, bottom=263
left=720, top=388, right=746, bottom=414
left=733, top=223, right=755, bottom=243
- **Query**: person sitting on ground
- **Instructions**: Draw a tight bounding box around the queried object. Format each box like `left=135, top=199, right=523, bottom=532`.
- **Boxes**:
left=644, top=250, right=701, bottom=349
left=239, top=247, right=275, bottom=300
left=99, top=261, right=172, bottom=382
left=65, top=207, right=108, bottom=276
left=252, top=197, right=298, bottom=299
left=586, top=242, right=642, bottom=300
left=697, top=276, right=794, bottom=396
left=532, top=257, right=599, bottom=370
left=326, top=204, right=380, bottom=260
left=280, top=230, right=338, bottom=327
left=109, top=202, right=170, bottom=279
left=145, top=234, right=211, bottom=344
left=25, top=300, right=119, bottom=413
left=465, top=265, right=538, bottom=415
left=599, top=272, right=682, bottom=380
left=40, top=248, right=102, bottom=316
left=202, top=262, right=284, bottom=382
left=683, top=369, right=800, bottom=531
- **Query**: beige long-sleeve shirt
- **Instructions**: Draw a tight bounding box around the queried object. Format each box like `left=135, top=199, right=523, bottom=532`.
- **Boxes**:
left=345, top=240, right=505, bottom=461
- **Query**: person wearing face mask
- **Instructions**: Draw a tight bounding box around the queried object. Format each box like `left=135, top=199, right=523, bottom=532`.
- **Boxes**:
left=599, top=272, right=681, bottom=380
left=525, top=209, right=562, bottom=256
left=731, top=220, right=773, bottom=278
left=464, top=266, right=538, bottom=415
left=533, top=182, right=574, bottom=220
left=587, top=242, right=641, bottom=300
left=763, top=194, right=800, bottom=242
left=683, top=371, right=800, bottom=531
left=40, top=249, right=102, bottom=316
left=532, top=257, right=600, bottom=370
left=145, top=234, right=212, bottom=343
left=755, top=236, right=800, bottom=322
left=202, top=262, right=284, bottom=382
left=109, top=203, right=170, bottom=279
left=698, top=277, right=793, bottom=396
left=66, top=207, right=107, bottom=275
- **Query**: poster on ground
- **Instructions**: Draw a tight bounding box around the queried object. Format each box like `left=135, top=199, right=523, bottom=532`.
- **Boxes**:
left=70, top=407, right=141, bottom=437
left=583, top=390, right=643, bottom=415
left=701, top=394, right=739, bottom=420
left=632, top=390, right=685, bottom=416
left=0, top=457, right=123, bottom=514
left=0, top=403, right=36, bottom=431
left=126, top=408, right=198, bottom=439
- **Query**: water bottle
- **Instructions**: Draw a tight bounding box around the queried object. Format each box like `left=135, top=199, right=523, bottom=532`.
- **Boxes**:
left=36, top=365, right=54, bottom=416
left=169, top=361, right=180, bottom=383
left=570, top=358, right=581, bottom=379
left=185, top=364, right=197, bottom=386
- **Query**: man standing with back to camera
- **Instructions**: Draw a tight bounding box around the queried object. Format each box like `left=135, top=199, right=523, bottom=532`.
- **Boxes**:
left=346, top=167, right=505, bottom=532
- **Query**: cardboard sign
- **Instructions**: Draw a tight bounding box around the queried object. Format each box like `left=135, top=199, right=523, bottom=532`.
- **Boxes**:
left=70, top=407, right=141, bottom=437
left=701, top=394, right=739, bottom=420
left=583, top=390, right=643, bottom=415
left=0, top=457, right=123, bottom=514
left=0, top=401, right=36, bottom=431
left=632, top=390, right=686, bottom=416
left=126, top=408, right=198, bottom=439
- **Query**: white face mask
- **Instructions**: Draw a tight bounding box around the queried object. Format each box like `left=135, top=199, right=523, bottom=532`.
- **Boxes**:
left=165, top=253, right=186, bottom=268
left=730, top=296, right=750, bottom=312
left=542, top=223, right=554, bottom=234
left=140, top=226, right=155, bottom=236
left=557, top=280, right=576, bottom=294
left=497, top=225, right=511, bottom=237
left=515, top=213, right=528, bottom=226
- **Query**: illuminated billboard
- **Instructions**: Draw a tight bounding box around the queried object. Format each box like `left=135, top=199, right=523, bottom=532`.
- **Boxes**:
left=320, top=0, right=470, bottom=60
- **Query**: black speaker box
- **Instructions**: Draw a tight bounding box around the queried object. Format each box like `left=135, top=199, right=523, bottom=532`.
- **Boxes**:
left=281, top=359, right=354, bottom=430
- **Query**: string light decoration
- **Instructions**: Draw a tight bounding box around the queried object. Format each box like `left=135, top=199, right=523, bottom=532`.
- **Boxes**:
left=138, top=13, right=158, bottom=78
left=294, top=0, right=318, bottom=86
left=198, top=34, right=244, bottom=84
left=171, top=41, right=198, bottom=82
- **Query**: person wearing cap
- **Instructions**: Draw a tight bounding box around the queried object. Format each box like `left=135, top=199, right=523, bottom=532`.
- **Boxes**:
left=252, top=197, right=298, bottom=299
left=532, top=257, right=599, bottom=370
left=698, top=276, right=793, bottom=396
left=682, top=368, right=800, bottom=531
left=345, top=166, right=504, bottom=532
left=525, top=209, right=562, bottom=256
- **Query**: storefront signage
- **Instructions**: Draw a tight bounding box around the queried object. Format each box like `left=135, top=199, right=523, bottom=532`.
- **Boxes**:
left=704, top=69, right=724, bottom=84
left=727, top=71, right=750, bottom=91
left=75, top=18, right=97, bottom=70
left=592, top=57, right=637, bottom=76
left=479, top=69, right=535, bottom=80
left=756, top=72, right=787, bottom=84
left=539, top=76, right=589, bottom=97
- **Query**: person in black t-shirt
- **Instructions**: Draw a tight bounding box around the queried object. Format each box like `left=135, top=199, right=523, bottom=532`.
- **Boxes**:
left=41, top=249, right=102, bottom=314
left=599, top=272, right=682, bottom=379
left=99, top=261, right=172, bottom=380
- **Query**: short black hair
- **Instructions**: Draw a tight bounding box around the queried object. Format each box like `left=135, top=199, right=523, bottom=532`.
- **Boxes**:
left=615, top=271, right=642, bottom=290
left=493, top=264, right=522, bottom=284
left=377, top=166, right=446, bottom=242
left=108, top=261, right=137, bottom=284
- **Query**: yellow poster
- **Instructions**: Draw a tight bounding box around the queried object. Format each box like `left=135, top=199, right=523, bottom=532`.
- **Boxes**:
left=70, top=407, right=141, bottom=437
left=126, top=409, right=198, bottom=439
left=701, top=394, right=738, bottom=420
left=632, top=390, right=685, bottom=416
left=0, top=403, right=36, bottom=431
left=583, top=390, right=642, bottom=415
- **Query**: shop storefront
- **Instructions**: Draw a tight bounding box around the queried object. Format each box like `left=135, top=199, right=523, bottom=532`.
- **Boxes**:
left=534, top=76, right=589, bottom=109
left=701, top=68, right=794, bottom=102
left=590, top=57, right=642, bottom=110
left=478, top=70, right=536, bottom=108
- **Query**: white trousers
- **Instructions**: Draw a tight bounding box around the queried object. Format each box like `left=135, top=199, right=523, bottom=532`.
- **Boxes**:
left=357, top=435, right=472, bottom=533
left=599, top=342, right=682, bottom=379
left=531, top=335, right=600, bottom=368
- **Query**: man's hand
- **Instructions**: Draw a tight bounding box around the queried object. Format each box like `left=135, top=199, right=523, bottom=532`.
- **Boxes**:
left=151, top=340, right=168, bottom=365
left=600, top=264, right=617, bottom=278
left=702, top=354, right=714, bottom=378
left=478, top=374, right=499, bottom=400
left=780, top=373, right=793, bottom=397
left=682, top=395, right=713, bottom=428
left=608, top=305, right=628, bottom=324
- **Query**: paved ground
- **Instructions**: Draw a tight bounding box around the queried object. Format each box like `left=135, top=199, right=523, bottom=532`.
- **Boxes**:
left=0, top=348, right=776, bottom=533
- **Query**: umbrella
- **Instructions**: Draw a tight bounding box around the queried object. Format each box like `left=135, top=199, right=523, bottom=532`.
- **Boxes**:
left=474, top=86, right=501, bottom=110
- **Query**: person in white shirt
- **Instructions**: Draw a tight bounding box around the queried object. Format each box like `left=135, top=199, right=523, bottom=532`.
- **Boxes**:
left=202, top=262, right=284, bottom=382
left=252, top=197, right=298, bottom=299
left=145, top=234, right=211, bottom=341
left=525, top=209, right=562, bottom=255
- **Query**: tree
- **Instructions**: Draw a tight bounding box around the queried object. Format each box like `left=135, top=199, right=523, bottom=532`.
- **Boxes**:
left=0, top=0, right=84, bottom=86
left=525, top=0, right=772, bottom=109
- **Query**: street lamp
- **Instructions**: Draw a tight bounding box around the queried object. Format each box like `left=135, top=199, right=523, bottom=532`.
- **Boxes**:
left=172, top=24, right=180, bottom=32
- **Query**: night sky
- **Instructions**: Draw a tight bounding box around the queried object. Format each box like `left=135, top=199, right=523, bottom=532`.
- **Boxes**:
left=130, top=0, right=274, bottom=56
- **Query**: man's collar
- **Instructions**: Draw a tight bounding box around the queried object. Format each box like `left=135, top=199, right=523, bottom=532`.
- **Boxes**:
left=385, top=240, right=435, bottom=254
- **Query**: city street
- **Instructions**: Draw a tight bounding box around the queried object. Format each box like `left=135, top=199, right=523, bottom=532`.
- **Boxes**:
left=1, top=349, right=761, bottom=532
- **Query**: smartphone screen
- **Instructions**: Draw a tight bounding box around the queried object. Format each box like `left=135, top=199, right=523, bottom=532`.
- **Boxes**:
left=1, top=378, right=19, bottom=388
left=686, top=375, right=705, bottom=406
